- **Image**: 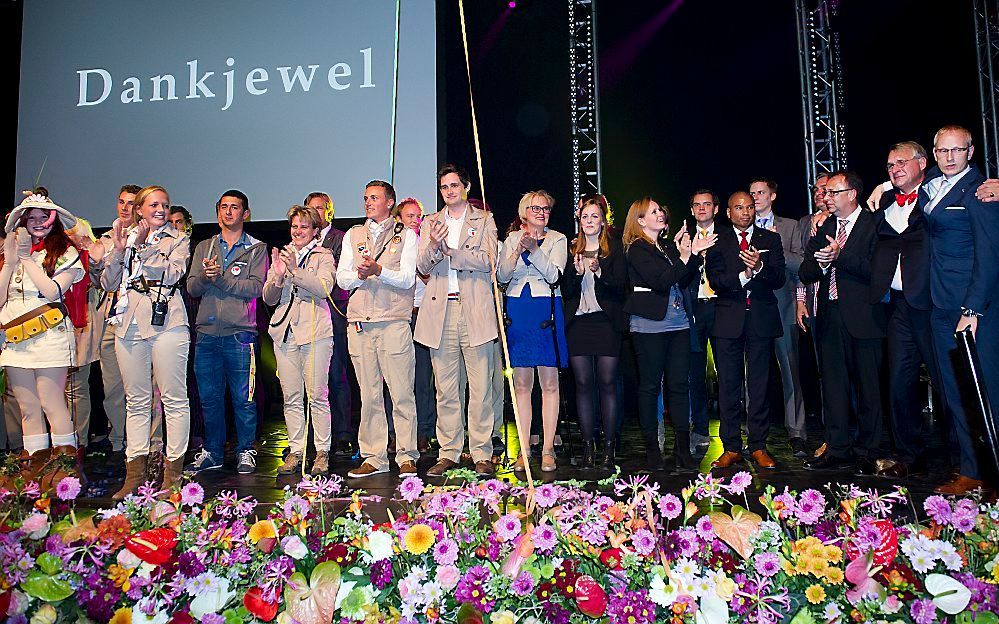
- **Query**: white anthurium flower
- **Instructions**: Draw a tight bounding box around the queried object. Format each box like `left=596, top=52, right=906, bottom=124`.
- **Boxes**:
left=696, top=593, right=730, bottom=624
left=189, top=577, right=235, bottom=619
left=924, top=573, right=972, bottom=615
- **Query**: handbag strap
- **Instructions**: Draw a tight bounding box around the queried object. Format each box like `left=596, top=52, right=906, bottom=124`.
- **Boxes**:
left=0, top=302, right=68, bottom=331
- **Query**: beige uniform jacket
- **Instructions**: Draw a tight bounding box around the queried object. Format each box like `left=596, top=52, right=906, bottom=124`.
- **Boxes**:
left=262, top=245, right=336, bottom=346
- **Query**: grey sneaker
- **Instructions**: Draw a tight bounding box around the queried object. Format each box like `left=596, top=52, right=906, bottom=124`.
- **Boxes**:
left=311, top=450, right=330, bottom=474
left=185, top=448, right=222, bottom=473
left=278, top=451, right=302, bottom=475
left=237, top=449, right=257, bottom=474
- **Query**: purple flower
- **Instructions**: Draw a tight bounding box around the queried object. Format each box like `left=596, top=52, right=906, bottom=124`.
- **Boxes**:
left=55, top=476, right=81, bottom=501
left=535, top=483, right=560, bottom=508
left=180, top=482, right=204, bottom=506
left=370, top=558, right=393, bottom=590
left=511, top=570, right=536, bottom=596
left=951, top=499, right=979, bottom=534
left=398, top=476, right=424, bottom=503
left=455, top=565, right=494, bottom=612
left=727, top=471, right=752, bottom=496
left=923, top=495, right=952, bottom=525
left=910, top=598, right=937, bottom=624
left=578, top=516, right=609, bottom=547
left=606, top=589, right=656, bottom=624
left=695, top=516, right=714, bottom=540
left=494, top=513, right=522, bottom=542
left=177, top=551, right=206, bottom=578
left=433, top=538, right=459, bottom=566
left=754, top=552, right=780, bottom=578
left=542, top=601, right=571, bottom=624
left=201, top=614, right=225, bottom=624
left=632, top=528, right=656, bottom=556
left=659, top=494, right=682, bottom=520
left=533, top=523, right=558, bottom=553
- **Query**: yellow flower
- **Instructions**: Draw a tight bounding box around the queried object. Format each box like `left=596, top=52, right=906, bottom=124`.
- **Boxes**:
left=824, top=545, right=843, bottom=563
left=107, top=564, right=134, bottom=592
left=805, top=584, right=826, bottom=604
left=993, top=564, right=999, bottom=583
left=807, top=557, right=828, bottom=576
left=824, top=567, right=845, bottom=585
left=109, top=608, right=132, bottom=624
left=490, top=611, right=517, bottom=624
left=806, top=544, right=826, bottom=559
left=248, top=519, right=278, bottom=543
left=404, top=523, right=436, bottom=555
left=781, top=558, right=797, bottom=576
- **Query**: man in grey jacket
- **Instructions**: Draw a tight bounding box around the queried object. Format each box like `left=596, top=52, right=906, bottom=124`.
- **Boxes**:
left=185, top=190, right=268, bottom=474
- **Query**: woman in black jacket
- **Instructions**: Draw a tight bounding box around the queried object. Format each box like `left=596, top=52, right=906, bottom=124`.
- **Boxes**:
left=562, top=196, right=627, bottom=468
left=623, top=197, right=716, bottom=472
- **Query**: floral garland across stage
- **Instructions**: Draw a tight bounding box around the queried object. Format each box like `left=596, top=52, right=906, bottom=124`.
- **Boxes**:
left=1, top=472, right=998, bottom=624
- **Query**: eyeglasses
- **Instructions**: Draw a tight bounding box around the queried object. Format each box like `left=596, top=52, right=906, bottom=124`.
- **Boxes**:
left=825, top=188, right=854, bottom=196
left=886, top=157, right=920, bottom=172
left=528, top=205, right=552, bottom=214
left=933, top=146, right=971, bottom=157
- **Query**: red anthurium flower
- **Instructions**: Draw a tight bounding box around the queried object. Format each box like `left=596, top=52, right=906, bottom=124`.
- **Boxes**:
left=600, top=548, right=623, bottom=570
left=125, top=528, right=178, bottom=566
left=244, top=587, right=279, bottom=622
left=575, top=576, right=608, bottom=617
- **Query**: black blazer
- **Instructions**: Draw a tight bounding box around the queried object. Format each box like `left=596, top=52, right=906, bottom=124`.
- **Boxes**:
left=623, top=237, right=700, bottom=326
left=799, top=208, right=887, bottom=339
left=561, top=239, right=628, bottom=333
left=705, top=226, right=785, bottom=340
left=869, top=188, right=931, bottom=310
left=321, top=227, right=350, bottom=304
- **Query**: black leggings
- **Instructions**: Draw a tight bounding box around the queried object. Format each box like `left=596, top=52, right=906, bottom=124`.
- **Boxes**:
left=570, top=355, right=620, bottom=444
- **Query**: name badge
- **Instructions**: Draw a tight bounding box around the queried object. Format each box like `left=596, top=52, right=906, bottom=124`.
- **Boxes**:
left=468, top=227, right=477, bottom=237
left=230, top=265, right=242, bottom=276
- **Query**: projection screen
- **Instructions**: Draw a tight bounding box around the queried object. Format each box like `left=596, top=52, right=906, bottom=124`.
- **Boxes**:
left=15, top=0, right=438, bottom=226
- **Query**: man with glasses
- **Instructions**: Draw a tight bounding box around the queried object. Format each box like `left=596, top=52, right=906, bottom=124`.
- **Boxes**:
left=415, top=164, right=499, bottom=478
left=921, top=125, right=999, bottom=495
left=800, top=171, right=886, bottom=474
left=869, top=142, right=937, bottom=479
left=749, top=178, right=807, bottom=458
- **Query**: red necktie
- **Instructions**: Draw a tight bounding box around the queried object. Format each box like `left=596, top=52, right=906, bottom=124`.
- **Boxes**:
left=895, top=192, right=917, bottom=206
left=740, top=231, right=750, bottom=307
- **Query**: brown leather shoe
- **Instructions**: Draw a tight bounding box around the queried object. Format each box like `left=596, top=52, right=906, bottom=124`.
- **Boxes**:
left=813, top=442, right=828, bottom=458
left=712, top=451, right=743, bottom=469
left=347, top=462, right=389, bottom=478
left=474, top=461, right=494, bottom=477
left=935, top=474, right=986, bottom=496
left=426, top=458, right=458, bottom=477
left=398, top=460, right=417, bottom=475
left=876, top=460, right=908, bottom=479
left=750, top=450, right=776, bottom=469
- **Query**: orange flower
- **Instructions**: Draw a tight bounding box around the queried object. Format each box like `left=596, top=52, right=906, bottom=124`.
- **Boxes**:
left=248, top=520, right=278, bottom=543
left=603, top=505, right=625, bottom=524
left=98, top=515, right=133, bottom=548
left=109, top=607, right=131, bottom=624
left=404, top=524, right=435, bottom=555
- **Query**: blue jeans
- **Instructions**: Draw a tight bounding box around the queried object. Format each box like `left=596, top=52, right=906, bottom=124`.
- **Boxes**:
left=195, top=331, right=258, bottom=456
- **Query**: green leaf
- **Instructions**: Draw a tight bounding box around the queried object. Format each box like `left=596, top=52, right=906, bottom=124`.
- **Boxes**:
left=222, top=608, right=242, bottom=624
left=789, top=607, right=817, bottom=624
left=36, top=552, right=63, bottom=576
left=21, top=570, right=73, bottom=602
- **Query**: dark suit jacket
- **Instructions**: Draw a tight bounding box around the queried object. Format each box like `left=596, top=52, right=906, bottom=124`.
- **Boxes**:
left=623, top=237, right=699, bottom=328
left=799, top=208, right=886, bottom=339
left=321, top=226, right=350, bottom=306
left=562, top=239, right=628, bottom=333
left=870, top=187, right=931, bottom=310
left=772, top=215, right=803, bottom=326
left=705, top=226, right=786, bottom=340
left=919, top=164, right=999, bottom=313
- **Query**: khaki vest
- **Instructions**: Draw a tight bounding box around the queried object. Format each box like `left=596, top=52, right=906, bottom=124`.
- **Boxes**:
left=345, top=222, right=414, bottom=323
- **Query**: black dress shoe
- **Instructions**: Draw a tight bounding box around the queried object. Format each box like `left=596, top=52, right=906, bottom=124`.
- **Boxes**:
left=789, top=437, right=808, bottom=458
left=854, top=457, right=879, bottom=476
left=804, top=453, right=854, bottom=471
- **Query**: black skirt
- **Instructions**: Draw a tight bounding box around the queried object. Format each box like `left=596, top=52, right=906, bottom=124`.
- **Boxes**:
left=566, top=311, right=622, bottom=357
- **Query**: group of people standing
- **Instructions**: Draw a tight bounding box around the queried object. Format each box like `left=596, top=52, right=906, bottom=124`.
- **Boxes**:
left=1, top=123, right=997, bottom=498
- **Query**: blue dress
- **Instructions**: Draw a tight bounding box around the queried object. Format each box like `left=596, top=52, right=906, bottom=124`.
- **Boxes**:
left=506, top=249, right=569, bottom=368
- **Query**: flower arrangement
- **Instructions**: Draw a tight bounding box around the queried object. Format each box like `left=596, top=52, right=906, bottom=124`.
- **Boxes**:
left=0, top=471, right=997, bottom=624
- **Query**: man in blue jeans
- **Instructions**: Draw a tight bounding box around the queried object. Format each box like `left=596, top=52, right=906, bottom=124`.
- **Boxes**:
left=186, top=190, right=268, bottom=474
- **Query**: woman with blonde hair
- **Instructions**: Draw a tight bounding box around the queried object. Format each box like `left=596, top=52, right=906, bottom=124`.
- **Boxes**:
left=101, top=185, right=191, bottom=499
left=0, top=194, right=86, bottom=482
left=623, top=197, right=715, bottom=472
left=264, top=205, right=336, bottom=475
left=498, top=190, right=568, bottom=473
left=561, top=194, right=627, bottom=468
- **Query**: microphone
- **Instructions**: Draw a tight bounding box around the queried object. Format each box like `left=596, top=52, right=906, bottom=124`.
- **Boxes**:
left=540, top=320, right=554, bottom=329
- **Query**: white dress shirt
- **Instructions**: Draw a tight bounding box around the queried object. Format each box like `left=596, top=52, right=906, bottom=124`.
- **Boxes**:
left=696, top=222, right=716, bottom=299
left=735, top=224, right=759, bottom=288
left=820, top=206, right=862, bottom=273
left=335, top=217, right=417, bottom=291
left=443, top=207, right=467, bottom=294
left=884, top=185, right=921, bottom=291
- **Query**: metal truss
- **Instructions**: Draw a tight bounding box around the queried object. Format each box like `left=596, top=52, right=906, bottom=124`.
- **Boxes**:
left=795, top=0, right=848, bottom=212
left=568, top=0, right=602, bottom=210
left=974, top=0, right=999, bottom=177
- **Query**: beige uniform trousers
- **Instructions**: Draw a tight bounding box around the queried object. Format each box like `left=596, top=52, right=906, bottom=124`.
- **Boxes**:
left=432, top=300, right=495, bottom=463
left=99, top=323, right=126, bottom=451
left=275, top=336, right=334, bottom=455
left=116, top=325, right=190, bottom=462
left=347, top=319, right=418, bottom=470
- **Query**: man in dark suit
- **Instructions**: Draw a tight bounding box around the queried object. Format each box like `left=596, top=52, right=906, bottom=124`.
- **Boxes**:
left=800, top=171, right=886, bottom=473
left=750, top=178, right=807, bottom=457
left=706, top=191, right=786, bottom=470
left=687, top=189, right=720, bottom=455
left=921, top=126, right=999, bottom=495
left=869, top=141, right=937, bottom=478
left=305, top=192, right=356, bottom=457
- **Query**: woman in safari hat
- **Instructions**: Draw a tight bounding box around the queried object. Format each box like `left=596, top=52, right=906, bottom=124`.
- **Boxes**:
left=0, top=193, right=86, bottom=482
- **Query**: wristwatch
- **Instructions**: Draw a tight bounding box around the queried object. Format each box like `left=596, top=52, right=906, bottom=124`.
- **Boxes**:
left=961, top=307, right=983, bottom=318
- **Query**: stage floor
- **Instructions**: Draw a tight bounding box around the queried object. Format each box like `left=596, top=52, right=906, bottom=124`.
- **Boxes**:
left=78, top=410, right=951, bottom=520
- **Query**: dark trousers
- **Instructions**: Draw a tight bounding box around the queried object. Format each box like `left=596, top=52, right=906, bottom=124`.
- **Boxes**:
left=886, top=292, right=937, bottom=465
left=688, top=299, right=715, bottom=437
left=412, top=309, right=437, bottom=438
left=817, top=302, right=883, bottom=459
left=714, top=328, right=774, bottom=454
left=328, top=309, right=354, bottom=442
left=633, top=329, right=690, bottom=441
